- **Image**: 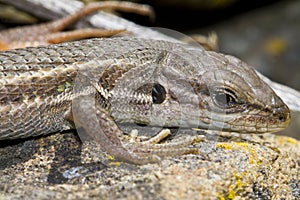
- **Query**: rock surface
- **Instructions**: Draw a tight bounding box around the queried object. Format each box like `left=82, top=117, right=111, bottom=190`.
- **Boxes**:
left=0, top=130, right=299, bottom=199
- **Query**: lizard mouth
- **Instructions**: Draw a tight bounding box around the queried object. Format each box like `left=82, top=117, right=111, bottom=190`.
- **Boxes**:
left=226, top=109, right=291, bottom=134
left=192, top=105, right=291, bottom=134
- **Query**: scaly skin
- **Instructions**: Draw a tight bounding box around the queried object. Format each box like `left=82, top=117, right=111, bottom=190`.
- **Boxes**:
left=0, top=37, right=291, bottom=164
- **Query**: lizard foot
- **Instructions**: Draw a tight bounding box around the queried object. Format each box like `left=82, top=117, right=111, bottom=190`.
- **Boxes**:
left=122, top=129, right=205, bottom=160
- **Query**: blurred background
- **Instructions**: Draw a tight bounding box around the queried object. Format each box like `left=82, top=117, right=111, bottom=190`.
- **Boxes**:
left=0, top=0, right=299, bottom=138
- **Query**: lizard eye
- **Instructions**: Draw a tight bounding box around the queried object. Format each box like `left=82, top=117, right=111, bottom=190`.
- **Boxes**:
left=152, top=83, right=166, bottom=104
left=212, top=88, right=238, bottom=109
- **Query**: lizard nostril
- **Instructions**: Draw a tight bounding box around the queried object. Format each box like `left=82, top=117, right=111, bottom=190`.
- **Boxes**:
left=273, top=106, right=290, bottom=123
left=278, top=114, right=285, bottom=122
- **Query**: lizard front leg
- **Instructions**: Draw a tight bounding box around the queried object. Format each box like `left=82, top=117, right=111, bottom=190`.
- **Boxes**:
left=72, top=95, right=204, bottom=165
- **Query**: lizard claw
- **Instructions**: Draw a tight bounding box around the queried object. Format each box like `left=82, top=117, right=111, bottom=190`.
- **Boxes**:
left=122, top=128, right=206, bottom=162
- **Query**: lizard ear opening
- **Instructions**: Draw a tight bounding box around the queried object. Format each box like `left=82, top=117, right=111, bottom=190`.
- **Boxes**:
left=152, top=83, right=166, bottom=104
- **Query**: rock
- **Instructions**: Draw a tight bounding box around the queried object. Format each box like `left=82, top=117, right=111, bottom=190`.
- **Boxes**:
left=0, top=130, right=299, bottom=199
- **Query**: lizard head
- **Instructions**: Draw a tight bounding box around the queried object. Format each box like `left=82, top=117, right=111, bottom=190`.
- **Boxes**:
left=109, top=41, right=291, bottom=134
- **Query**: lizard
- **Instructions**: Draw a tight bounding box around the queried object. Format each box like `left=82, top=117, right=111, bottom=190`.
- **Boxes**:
left=0, top=2, right=290, bottom=164
left=0, top=36, right=291, bottom=164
